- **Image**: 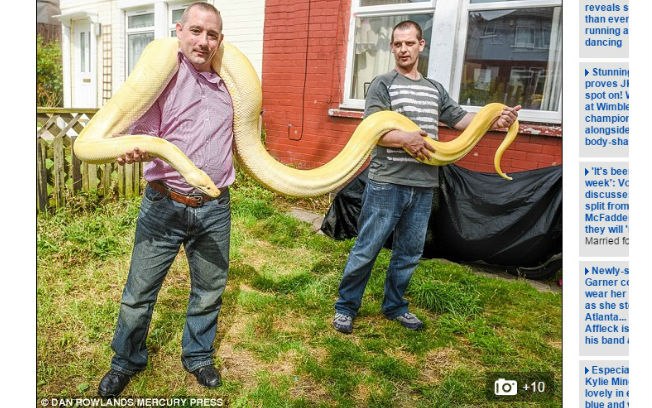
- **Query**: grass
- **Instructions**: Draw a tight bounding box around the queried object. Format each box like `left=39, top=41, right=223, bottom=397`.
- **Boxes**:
left=37, top=172, right=562, bottom=407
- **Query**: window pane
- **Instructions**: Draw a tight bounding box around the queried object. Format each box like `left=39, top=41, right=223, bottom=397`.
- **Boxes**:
left=80, top=31, right=88, bottom=73
left=172, top=8, right=185, bottom=23
left=350, top=13, right=432, bottom=99
left=460, top=7, right=561, bottom=111
left=128, top=13, right=154, bottom=29
left=360, top=0, right=428, bottom=6
left=470, top=0, right=524, bottom=3
left=128, top=32, right=154, bottom=74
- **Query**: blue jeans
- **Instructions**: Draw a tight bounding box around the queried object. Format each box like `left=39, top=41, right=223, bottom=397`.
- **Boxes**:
left=335, top=179, right=433, bottom=319
left=110, top=184, right=231, bottom=375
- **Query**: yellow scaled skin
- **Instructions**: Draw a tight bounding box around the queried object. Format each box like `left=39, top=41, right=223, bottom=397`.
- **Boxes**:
left=74, top=38, right=519, bottom=198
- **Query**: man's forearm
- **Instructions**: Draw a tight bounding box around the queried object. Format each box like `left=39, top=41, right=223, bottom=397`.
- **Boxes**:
left=377, top=129, right=436, bottom=161
left=453, top=105, right=521, bottom=131
left=377, top=129, right=410, bottom=148
left=453, top=112, right=475, bottom=130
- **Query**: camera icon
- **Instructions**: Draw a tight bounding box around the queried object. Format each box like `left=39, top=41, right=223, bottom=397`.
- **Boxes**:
left=494, top=378, right=518, bottom=396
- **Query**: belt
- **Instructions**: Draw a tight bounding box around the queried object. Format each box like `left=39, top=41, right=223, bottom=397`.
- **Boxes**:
left=149, top=181, right=225, bottom=208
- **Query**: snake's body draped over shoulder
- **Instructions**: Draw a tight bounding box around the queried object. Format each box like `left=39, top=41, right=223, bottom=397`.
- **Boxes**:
left=73, top=38, right=519, bottom=198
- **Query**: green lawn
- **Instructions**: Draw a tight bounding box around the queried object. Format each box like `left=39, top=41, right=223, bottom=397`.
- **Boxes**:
left=37, top=174, right=562, bottom=407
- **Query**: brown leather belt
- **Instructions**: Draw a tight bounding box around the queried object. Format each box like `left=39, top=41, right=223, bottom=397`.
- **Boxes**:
left=149, top=181, right=225, bottom=208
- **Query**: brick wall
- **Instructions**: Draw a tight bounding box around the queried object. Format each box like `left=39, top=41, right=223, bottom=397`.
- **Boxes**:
left=262, top=0, right=358, bottom=168
left=438, top=128, right=562, bottom=174
left=261, top=0, right=562, bottom=174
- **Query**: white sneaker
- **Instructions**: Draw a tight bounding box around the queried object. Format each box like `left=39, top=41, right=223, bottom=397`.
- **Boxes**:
left=393, top=312, right=423, bottom=330
left=332, top=313, right=353, bottom=334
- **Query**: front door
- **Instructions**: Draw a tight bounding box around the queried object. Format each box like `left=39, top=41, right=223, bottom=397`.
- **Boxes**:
left=72, top=20, right=97, bottom=108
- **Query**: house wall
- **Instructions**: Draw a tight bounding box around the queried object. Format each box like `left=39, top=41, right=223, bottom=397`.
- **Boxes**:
left=217, top=0, right=265, bottom=80
left=261, top=0, right=562, bottom=174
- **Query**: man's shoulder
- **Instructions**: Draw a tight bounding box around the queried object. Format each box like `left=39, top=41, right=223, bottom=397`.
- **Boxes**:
left=422, top=76, right=444, bottom=90
left=372, top=70, right=400, bottom=85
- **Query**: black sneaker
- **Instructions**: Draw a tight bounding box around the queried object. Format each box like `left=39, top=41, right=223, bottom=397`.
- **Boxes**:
left=98, top=369, right=132, bottom=397
left=392, top=312, right=424, bottom=330
left=191, top=365, right=221, bottom=388
left=332, top=313, right=353, bottom=334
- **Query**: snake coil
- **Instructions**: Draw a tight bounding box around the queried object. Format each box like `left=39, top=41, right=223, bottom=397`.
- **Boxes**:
left=74, top=38, right=519, bottom=198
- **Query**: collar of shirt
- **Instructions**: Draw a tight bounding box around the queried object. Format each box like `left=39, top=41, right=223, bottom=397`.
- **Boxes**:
left=178, top=50, right=223, bottom=85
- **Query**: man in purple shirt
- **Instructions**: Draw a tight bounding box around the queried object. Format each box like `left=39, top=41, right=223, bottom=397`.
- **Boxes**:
left=98, top=2, right=232, bottom=397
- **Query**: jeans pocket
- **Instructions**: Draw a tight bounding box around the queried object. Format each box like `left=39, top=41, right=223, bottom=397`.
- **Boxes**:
left=144, top=185, right=167, bottom=203
left=211, top=190, right=231, bottom=209
left=368, top=179, right=392, bottom=191
left=364, top=180, right=396, bottom=214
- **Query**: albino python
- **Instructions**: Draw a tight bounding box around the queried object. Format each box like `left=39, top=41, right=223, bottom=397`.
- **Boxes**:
left=73, top=38, right=519, bottom=198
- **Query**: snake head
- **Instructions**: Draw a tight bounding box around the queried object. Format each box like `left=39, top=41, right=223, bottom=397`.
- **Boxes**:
left=186, top=170, right=221, bottom=197
left=198, top=183, right=222, bottom=198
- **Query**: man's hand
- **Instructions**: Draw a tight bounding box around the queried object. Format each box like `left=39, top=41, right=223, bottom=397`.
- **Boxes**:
left=117, top=147, right=151, bottom=165
left=401, top=130, right=437, bottom=161
left=378, top=129, right=436, bottom=161
left=491, top=105, right=522, bottom=130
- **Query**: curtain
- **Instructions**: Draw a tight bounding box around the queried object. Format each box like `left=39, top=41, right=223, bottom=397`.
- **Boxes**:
left=541, top=7, right=562, bottom=111
left=351, top=15, right=405, bottom=99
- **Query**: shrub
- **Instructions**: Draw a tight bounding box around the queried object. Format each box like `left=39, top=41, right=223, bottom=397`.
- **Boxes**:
left=37, top=35, right=63, bottom=107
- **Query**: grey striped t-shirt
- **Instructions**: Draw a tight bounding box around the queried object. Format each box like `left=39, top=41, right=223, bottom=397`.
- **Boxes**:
left=365, top=70, right=467, bottom=187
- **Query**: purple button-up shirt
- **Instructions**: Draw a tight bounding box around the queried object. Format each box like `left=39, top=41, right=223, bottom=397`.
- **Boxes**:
left=129, top=51, right=235, bottom=194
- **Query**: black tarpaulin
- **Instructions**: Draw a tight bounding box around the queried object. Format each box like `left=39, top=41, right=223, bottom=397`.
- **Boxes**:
left=320, top=165, right=562, bottom=278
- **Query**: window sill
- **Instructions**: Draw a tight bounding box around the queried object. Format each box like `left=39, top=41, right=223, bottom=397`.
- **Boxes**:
left=328, top=108, right=562, bottom=137
left=328, top=108, right=364, bottom=119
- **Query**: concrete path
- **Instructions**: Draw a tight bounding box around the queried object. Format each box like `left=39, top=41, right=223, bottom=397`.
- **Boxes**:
left=287, top=207, right=325, bottom=234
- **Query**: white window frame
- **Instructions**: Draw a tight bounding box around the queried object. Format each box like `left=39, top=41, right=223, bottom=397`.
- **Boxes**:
left=452, top=0, right=562, bottom=123
left=341, top=1, right=437, bottom=110
left=125, top=8, right=155, bottom=75
left=341, top=0, right=562, bottom=124
left=168, top=3, right=191, bottom=37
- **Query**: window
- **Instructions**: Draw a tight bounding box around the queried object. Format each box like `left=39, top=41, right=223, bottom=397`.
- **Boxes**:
left=459, top=1, right=562, bottom=119
left=343, top=0, right=562, bottom=122
left=360, top=0, right=429, bottom=6
left=460, top=5, right=561, bottom=113
left=344, top=1, right=436, bottom=109
left=126, top=11, right=154, bottom=74
left=169, top=6, right=188, bottom=37
left=80, top=31, right=90, bottom=73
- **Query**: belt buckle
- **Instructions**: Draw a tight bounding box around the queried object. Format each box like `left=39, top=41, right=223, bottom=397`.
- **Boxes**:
left=188, top=194, right=204, bottom=207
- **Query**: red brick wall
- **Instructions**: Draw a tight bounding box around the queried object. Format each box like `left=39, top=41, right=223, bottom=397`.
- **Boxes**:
left=261, top=0, right=562, bottom=174
left=438, top=128, right=562, bottom=174
left=262, top=0, right=358, bottom=168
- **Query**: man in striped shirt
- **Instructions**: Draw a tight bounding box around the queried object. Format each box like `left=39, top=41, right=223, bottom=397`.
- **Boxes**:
left=333, top=20, right=520, bottom=334
left=99, top=2, right=230, bottom=397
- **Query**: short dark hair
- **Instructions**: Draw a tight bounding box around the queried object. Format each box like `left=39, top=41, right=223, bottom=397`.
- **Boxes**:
left=179, top=2, right=221, bottom=26
left=391, top=20, right=423, bottom=43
